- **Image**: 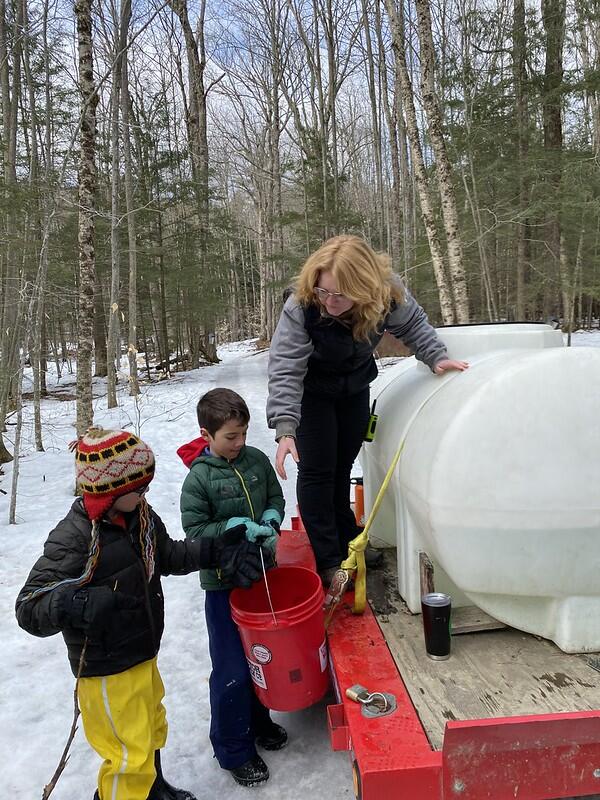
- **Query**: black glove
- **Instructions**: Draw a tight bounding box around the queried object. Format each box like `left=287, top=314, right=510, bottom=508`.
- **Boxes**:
left=62, top=585, right=141, bottom=637
left=219, top=523, right=248, bottom=547
left=214, top=531, right=263, bottom=589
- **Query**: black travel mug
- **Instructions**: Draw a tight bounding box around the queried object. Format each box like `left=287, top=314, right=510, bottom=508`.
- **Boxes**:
left=421, top=592, right=452, bottom=660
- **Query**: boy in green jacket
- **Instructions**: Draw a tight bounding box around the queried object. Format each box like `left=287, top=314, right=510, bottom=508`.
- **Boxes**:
left=178, top=388, right=286, bottom=788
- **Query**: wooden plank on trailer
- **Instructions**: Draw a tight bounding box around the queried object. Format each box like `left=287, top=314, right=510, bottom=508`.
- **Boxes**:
left=451, top=605, right=506, bottom=634
left=417, top=549, right=506, bottom=633
left=368, top=550, right=600, bottom=751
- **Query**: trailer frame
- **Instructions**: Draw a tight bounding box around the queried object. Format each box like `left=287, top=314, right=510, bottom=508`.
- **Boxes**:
left=277, top=518, right=600, bottom=800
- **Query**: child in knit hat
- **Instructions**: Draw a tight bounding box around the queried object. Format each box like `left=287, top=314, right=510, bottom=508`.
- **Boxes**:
left=16, top=427, right=264, bottom=800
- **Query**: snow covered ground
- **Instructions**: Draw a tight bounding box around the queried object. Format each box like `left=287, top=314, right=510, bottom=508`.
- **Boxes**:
left=1, top=341, right=350, bottom=800
left=565, top=328, right=600, bottom=347
left=2, top=328, right=599, bottom=800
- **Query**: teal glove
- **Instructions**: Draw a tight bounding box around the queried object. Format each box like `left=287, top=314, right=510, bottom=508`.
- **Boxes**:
left=245, top=521, right=275, bottom=543
left=260, top=533, right=279, bottom=555
left=225, top=516, right=273, bottom=544
left=225, top=517, right=252, bottom=531
left=259, top=508, right=282, bottom=533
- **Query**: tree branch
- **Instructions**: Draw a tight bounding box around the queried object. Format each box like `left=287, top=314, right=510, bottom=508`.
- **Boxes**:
left=41, top=640, right=88, bottom=800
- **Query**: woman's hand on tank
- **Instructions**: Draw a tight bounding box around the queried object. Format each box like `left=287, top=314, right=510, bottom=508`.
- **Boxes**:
left=275, top=435, right=299, bottom=480
left=433, top=358, right=469, bottom=374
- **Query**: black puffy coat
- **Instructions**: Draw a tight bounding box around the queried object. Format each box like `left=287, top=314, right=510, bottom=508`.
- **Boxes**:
left=15, top=499, right=208, bottom=677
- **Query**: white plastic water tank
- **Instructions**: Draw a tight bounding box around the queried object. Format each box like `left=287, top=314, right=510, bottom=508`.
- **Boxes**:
left=361, top=323, right=600, bottom=653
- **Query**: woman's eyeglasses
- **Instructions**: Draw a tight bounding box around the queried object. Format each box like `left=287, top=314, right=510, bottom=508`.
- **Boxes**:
left=134, top=485, right=149, bottom=496
left=314, top=286, right=349, bottom=302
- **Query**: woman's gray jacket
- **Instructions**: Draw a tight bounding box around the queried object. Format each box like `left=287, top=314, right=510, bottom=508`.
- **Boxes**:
left=266, top=279, right=448, bottom=440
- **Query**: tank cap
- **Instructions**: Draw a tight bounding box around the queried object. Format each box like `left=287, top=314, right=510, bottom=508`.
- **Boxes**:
left=422, top=592, right=451, bottom=607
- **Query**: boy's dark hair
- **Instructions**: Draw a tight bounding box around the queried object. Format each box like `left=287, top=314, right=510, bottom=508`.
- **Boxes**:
left=197, top=388, right=250, bottom=435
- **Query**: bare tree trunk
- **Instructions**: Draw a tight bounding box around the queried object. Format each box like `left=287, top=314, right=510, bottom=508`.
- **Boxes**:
left=559, top=233, right=572, bottom=337
left=93, top=273, right=107, bottom=376
left=361, top=0, right=384, bottom=248
left=156, top=198, right=169, bottom=374
left=120, top=0, right=138, bottom=396
left=75, top=0, right=98, bottom=436
left=106, top=0, right=127, bottom=409
left=285, top=0, right=360, bottom=241
left=6, top=0, right=21, bottom=180
left=574, top=0, right=600, bottom=158
left=40, top=311, right=48, bottom=396
left=312, top=4, right=329, bottom=237
left=20, top=0, right=46, bottom=451
left=266, top=0, right=285, bottom=339
left=8, top=333, right=26, bottom=523
left=0, top=0, right=21, bottom=463
left=396, top=79, right=414, bottom=274
left=0, top=0, right=11, bottom=174
left=513, top=0, right=530, bottom=319
left=323, top=0, right=339, bottom=230
left=375, top=0, right=401, bottom=265
left=542, top=0, right=565, bottom=321
left=414, top=0, right=470, bottom=322
left=565, top=226, right=585, bottom=338
left=461, top=170, right=497, bottom=320
left=384, top=0, right=455, bottom=322
left=169, top=0, right=214, bottom=364
left=10, top=210, right=58, bottom=516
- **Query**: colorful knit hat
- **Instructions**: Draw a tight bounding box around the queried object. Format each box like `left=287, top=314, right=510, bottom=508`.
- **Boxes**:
left=73, top=428, right=155, bottom=521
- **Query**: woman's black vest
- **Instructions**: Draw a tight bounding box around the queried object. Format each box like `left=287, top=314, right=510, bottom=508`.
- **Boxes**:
left=303, top=304, right=386, bottom=397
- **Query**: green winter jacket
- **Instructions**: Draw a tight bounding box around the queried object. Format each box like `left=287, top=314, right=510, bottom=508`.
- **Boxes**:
left=180, top=444, right=285, bottom=590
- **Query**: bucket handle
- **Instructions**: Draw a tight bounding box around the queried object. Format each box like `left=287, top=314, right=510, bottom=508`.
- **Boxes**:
left=260, top=548, right=278, bottom=627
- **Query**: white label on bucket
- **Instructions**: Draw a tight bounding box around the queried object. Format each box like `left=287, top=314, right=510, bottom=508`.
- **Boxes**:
left=319, top=639, right=328, bottom=672
left=247, top=658, right=267, bottom=689
left=251, top=644, right=272, bottom=664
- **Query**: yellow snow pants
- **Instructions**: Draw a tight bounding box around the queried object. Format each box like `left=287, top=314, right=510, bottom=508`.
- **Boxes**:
left=78, top=657, right=168, bottom=800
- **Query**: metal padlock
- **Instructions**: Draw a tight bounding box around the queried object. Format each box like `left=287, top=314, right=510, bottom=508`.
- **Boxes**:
left=346, top=684, right=371, bottom=704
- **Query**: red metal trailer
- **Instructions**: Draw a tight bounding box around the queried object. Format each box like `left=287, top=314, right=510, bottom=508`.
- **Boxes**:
left=276, top=520, right=600, bottom=800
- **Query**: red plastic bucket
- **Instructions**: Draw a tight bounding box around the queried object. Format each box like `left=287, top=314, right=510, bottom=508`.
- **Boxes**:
left=230, top=566, right=329, bottom=712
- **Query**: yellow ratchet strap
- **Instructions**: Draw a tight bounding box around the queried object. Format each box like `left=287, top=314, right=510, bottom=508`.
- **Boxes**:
left=341, top=439, right=406, bottom=614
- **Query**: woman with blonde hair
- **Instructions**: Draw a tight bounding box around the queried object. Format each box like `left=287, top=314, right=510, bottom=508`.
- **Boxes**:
left=267, top=235, right=468, bottom=585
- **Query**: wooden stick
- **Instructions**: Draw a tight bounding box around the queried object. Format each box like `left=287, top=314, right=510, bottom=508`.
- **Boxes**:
left=41, top=639, right=88, bottom=799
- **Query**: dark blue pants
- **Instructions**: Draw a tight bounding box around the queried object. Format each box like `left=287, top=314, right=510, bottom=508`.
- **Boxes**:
left=204, top=589, right=272, bottom=769
left=296, top=387, right=370, bottom=570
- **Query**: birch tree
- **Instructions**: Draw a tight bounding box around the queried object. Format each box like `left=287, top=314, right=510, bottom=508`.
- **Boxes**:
left=75, top=0, right=98, bottom=435
left=414, top=0, right=470, bottom=322
left=384, top=0, right=455, bottom=322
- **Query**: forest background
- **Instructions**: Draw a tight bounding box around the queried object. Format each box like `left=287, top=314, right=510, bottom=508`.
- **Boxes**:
left=1, top=0, right=599, bottom=473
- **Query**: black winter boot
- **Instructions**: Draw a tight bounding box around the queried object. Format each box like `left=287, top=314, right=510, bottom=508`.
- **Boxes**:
left=255, top=721, right=288, bottom=751
left=229, top=754, right=269, bottom=787
left=147, top=750, right=197, bottom=800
